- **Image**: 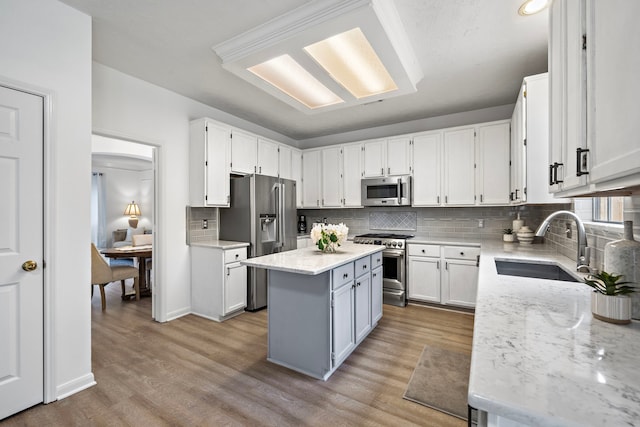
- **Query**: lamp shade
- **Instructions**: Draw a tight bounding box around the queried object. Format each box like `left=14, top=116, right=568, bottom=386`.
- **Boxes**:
left=124, top=202, right=141, bottom=217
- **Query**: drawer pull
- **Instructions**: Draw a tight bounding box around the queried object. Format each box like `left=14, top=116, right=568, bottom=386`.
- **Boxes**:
left=363, top=264, right=367, bottom=269
left=343, top=273, right=349, bottom=279
left=235, top=254, right=239, bottom=258
left=421, top=249, right=425, bottom=253
left=460, top=251, right=464, bottom=256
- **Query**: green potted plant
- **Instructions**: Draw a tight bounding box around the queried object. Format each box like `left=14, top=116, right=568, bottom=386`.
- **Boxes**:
left=503, top=228, right=515, bottom=243
left=584, top=271, right=636, bottom=324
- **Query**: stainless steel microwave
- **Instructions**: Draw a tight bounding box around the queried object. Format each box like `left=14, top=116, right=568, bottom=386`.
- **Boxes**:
left=361, top=176, right=411, bottom=206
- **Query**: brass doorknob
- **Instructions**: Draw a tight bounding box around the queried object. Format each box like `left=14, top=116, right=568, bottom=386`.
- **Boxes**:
left=22, top=260, right=37, bottom=271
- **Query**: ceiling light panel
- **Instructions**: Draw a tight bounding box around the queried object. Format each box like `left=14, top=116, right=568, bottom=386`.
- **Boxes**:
left=248, top=55, right=343, bottom=109
left=518, top=0, right=550, bottom=16
left=304, top=27, right=398, bottom=99
left=213, top=0, right=422, bottom=114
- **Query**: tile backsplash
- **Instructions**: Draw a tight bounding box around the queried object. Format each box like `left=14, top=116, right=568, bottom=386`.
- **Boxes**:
left=299, top=203, right=571, bottom=240
left=186, top=206, right=218, bottom=243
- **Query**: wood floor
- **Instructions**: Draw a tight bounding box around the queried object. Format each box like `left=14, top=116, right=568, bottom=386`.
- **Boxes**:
left=4, top=282, right=474, bottom=426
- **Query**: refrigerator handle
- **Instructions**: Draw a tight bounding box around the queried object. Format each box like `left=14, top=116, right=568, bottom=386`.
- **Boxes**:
left=273, top=183, right=284, bottom=250
left=279, top=182, right=285, bottom=249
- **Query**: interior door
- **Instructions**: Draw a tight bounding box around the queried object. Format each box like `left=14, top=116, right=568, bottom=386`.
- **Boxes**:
left=0, top=85, right=44, bottom=419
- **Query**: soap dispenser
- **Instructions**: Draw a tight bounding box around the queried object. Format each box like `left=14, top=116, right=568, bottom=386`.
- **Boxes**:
left=512, top=213, right=524, bottom=234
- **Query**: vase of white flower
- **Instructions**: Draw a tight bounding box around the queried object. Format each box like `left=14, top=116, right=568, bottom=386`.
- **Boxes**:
left=310, top=223, right=349, bottom=253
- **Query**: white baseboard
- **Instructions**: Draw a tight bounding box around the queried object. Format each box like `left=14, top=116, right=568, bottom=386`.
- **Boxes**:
left=55, top=373, right=96, bottom=400
left=165, top=306, right=191, bottom=322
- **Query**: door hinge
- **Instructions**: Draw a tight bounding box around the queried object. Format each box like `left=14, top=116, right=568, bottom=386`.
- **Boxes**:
left=277, top=147, right=280, bottom=153
left=205, top=195, right=208, bottom=201
left=474, top=163, right=477, bottom=169
left=331, top=296, right=334, bottom=308
left=205, top=161, right=208, bottom=166
left=582, top=34, right=587, bottom=50
left=331, top=352, right=336, bottom=361
left=523, top=138, right=527, bottom=146
left=523, top=90, right=527, bottom=98
left=524, top=187, right=527, bottom=195
left=474, top=131, right=477, bottom=137
left=205, top=125, right=208, bottom=132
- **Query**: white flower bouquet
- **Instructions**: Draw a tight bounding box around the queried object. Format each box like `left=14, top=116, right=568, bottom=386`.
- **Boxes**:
left=310, top=223, right=349, bottom=253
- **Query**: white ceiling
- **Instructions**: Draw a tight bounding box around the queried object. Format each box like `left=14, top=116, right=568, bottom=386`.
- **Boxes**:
left=60, top=0, right=548, bottom=141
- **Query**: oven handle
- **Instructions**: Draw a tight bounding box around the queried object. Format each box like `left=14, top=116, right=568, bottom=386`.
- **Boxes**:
left=397, top=177, right=402, bottom=205
left=383, top=249, right=405, bottom=258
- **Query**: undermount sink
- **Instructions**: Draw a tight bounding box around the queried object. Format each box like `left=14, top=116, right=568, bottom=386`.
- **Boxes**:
left=495, top=259, right=580, bottom=283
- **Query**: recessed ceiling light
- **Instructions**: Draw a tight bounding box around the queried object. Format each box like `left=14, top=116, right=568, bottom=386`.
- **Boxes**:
left=304, top=27, right=398, bottom=99
left=518, top=0, right=550, bottom=16
left=247, top=54, right=344, bottom=109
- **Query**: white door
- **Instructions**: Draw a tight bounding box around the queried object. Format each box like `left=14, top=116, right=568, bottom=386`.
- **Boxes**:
left=407, top=256, right=441, bottom=303
left=205, top=122, right=230, bottom=207
left=477, top=122, right=511, bottom=205
left=257, top=138, right=279, bottom=177
left=332, top=283, right=355, bottom=367
left=224, top=262, right=247, bottom=315
left=442, top=260, right=479, bottom=308
left=0, top=86, right=44, bottom=419
left=230, top=129, right=257, bottom=174
left=386, top=136, right=411, bottom=176
left=302, top=150, right=321, bottom=208
left=362, top=139, right=385, bottom=177
left=371, top=266, right=383, bottom=324
left=354, top=274, right=371, bottom=343
left=342, top=144, right=362, bottom=207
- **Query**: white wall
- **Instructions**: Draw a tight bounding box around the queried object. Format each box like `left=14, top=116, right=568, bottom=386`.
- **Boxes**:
left=0, top=0, right=93, bottom=400
left=92, top=62, right=295, bottom=321
left=92, top=167, right=153, bottom=246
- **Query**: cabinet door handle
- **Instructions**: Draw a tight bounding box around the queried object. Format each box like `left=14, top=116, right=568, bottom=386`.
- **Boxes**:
left=514, top=189, right=519, bottom=199
left=343, top=273, right=349, bottom=279
left=576, top=148, right=590, bottom=177
left=437, top=196, right=440, bottom=204
left=356, top=281, right=361, bottom=287
left=388, top=167, right=390, bottom=175
left=373, top=273, right=377, bottom=278
left=480, top=194, right=483, bottom=203
left=476, top=255, right=480, bottom=267
left=381, top=167, right=384, bottom=175
left=445, top=196, right=448, bottom=204
left=363, top=265, right=367, bottom=270
left=445, top=262, right=449, bottom=270
left=259, top=166, right=262, bottom=173
left=549, top=164, right=554, bottom=185
left=554, top=162, right=564, bottom=184
left=436, top=261, right=440, bottom=269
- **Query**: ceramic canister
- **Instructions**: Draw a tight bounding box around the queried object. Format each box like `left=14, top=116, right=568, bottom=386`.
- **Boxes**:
left=604, top=221, right=640, bottom=319
left=512, top=213, right=524, bottom=234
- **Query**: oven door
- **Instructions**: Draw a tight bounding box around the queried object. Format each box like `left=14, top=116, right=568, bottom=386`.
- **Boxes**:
left=382, top=249, right=405, bottom=290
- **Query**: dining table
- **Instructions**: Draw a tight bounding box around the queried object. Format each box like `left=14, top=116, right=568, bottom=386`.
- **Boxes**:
left=101, top=245, right=152, bottom=300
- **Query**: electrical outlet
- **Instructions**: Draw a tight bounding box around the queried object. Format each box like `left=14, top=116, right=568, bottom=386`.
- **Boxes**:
left=565, top=222, right=572, bottom=239
left=478, top=219, right=484, bottom=228
left=202, top=219, right=208, bottom=229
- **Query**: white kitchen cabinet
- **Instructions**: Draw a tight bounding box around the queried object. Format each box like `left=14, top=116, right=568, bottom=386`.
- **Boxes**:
left=442, top=246, right=480, bottom=308
left=231, top=129, right=257, bottom=175
left=257, top=138, right=279, bottom=177
left=412, top=131, right=442, bottom=206
left=191, top=245, right=248, bottom=322
left=387, top=136, right=412, bottom=176
left=363, top=139, right=385, bottom=177
left=408, top=244, right=441, bottom=303
left=363, top=137, right=411, bottom=178
left=321, top=146, right=343, bottom=207
left=408, top=243, right=479, bottom=308
left=443, top=127, right=476, bottom=205
left=302, top=149, right=321, bottom=208
left=291, top=148, right=303, bottom=208
left=510, top=89, right=525, bottom=204
left=371, top=265, right=383, bottom=325
left=342, top=143, right=363, bottom=207
left=515, top=73, right=570, bottom=204
left=476, top=121, right=511, bottom=205
left=279, top=144, right=292, bottom=180
left=548, top=0, right=640, bottom=197
left=189, top=118, right=230, bottom=207
left=585, top=0, right=640, bottom=188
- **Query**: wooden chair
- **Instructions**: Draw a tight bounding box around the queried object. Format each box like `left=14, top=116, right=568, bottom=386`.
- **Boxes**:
left=91, top=243, right=139, bottom=310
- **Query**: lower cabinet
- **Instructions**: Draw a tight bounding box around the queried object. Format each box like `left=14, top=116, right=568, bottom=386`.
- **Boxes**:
left=408, top=243, right=480, bottom=308
left=332, top=280, right=355, bottom=367
left=191, top=245, right=248, bottom=321
left=371, top=265, right=383, bottom=324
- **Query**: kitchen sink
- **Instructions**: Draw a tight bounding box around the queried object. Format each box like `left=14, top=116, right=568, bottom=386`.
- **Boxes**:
left=495, top=259, right=580, bottom=282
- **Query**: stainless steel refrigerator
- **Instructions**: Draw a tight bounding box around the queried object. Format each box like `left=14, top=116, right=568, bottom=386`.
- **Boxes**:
left=218, top=174, right=297, bottom=311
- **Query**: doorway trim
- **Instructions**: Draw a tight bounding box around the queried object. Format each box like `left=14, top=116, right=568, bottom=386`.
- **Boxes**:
left=92, top=127, right=164, bottom=322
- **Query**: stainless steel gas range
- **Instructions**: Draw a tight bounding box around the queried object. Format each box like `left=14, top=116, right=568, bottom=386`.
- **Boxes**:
left=353, top=233, right=414, bottom=307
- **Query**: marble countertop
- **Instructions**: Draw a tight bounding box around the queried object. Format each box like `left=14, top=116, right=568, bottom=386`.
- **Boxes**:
left=240, top=241, right=384, bottom=275
left=190, top=240, right=249, bottom=250
left=463, top=239, right=640, bottom=426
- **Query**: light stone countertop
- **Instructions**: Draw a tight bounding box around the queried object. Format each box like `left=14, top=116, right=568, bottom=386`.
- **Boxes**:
left=190, top=240, right=249, bottom=250
left=438, top=238, right=640, bottom=427
left=240, top=241, right=384, bottom=275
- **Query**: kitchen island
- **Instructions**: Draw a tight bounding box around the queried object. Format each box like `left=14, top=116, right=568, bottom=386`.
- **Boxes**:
left=241, top=242, right=384, bottom=380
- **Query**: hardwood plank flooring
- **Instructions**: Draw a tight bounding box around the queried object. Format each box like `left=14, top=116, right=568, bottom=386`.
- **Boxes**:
left=3, top=281, right=474, bottom=426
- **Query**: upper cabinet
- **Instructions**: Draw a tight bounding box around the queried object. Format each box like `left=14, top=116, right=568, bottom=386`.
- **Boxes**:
left=342, top=143, right=363, bottom=207
left=291, top=148, right=303, bottom=208
left=257, top=138, right=279, bottom=177
left=549, top=0, right=640, bottom=197
left=443, top=127, right=476, bottom=206
left=189, top=118, right=230, bottom=207
left=412, top=132, right=442, bottom=206
left=302, top=149, right=321, bottom=208
left=321, top=147, right=343, bottom=207
left=363, top=137, right=412, bottom=178
left=230, top=129, right=257, bottom=175
left=476, top=121, right=511, bottom=205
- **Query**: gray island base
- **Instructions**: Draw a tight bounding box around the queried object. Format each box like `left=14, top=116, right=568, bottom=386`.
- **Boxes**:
left=242, top=243, right=385, bottom=380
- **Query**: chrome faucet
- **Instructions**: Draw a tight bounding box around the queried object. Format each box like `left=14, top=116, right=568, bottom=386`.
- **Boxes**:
left=535, top=210, right=590, bottom=270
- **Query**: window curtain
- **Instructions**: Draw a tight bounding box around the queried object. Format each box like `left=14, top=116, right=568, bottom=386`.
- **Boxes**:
left=91, top=172, right=107, bottom=248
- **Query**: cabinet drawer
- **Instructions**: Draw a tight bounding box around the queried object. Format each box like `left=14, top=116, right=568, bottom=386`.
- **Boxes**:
left=371, top=251, right=383, bottom=269
left=442, top=246, right=480, bottom=261
left=408, top=244, right=440, bottom=258
left=355, top=256, right=371, bottom=276
left=332, top=262, right=354, bottom=289
left=225, top=247, right=247, bottom=264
